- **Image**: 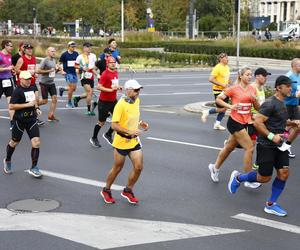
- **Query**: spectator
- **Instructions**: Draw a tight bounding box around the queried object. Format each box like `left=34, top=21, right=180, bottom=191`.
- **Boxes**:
left=265, top=28, right=272, bottom=40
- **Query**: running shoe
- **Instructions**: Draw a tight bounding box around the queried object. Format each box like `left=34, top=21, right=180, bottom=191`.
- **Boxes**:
left=208, top=163, right=219, bottom=182
left=65, top=102, right=74, bottom=108
left=3, top=158, right=12, bottom=174
left=37, top=119, right=46, bottom=126
left=59, top=87, right=64, bottom=97
left=288, top=147, right=295, bottom=158
left=228, top=170, right=240, bottom=194
left=48, top=115, right=59, bottom=122
left=90, top=137, right=101, bottom=148
left=85, top=111, right=96, bottom=116
left=28, top=166, right=43, bottom=178
left=244, top=181, right=262, bottom=189
left=213, top=123, right=226, bottom=131
left=73, top=96, right=79, bottom=107
left=121, top=187, right=139, bottom=204
left=252, top=163, right=259, bottom=170
left=103, top=133, right=113, bottom=146
left=101, top=187, right=115, bottom=204
left=264, top=203, right=287, bottom=217
left=201, top=110, right=209, bottom=123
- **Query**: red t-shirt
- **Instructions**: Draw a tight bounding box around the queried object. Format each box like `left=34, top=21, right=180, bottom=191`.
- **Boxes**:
left=225, top=84, right=256, bottom=124
left=17, top=55, right=36, bottom=85
left=99, top=69, right=118, bottom=102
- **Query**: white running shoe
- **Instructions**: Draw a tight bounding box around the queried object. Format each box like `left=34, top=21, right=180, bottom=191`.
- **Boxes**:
left=201, top=110, right=209, bottom=123
left=244, top=181, right=262, bottom=189
left=208, top=163, right=219, bottom=182
left=213, top=123, right=226, bottom=131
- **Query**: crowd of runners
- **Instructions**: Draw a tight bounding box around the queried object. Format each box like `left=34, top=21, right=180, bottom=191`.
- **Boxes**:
left=0, top=38, right=148, bottom=204
left=202, top=53, right=300, bottom=217
left=1, top=38, right=300, bottom=215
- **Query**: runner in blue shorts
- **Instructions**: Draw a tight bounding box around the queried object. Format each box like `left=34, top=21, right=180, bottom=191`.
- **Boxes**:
left=59, top=41, right=79, bottom=108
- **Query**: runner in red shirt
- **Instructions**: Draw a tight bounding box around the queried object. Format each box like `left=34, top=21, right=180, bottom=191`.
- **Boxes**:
left=15, top=43, right=45, bottom=126
left=90, top=56, right=122, bottom=148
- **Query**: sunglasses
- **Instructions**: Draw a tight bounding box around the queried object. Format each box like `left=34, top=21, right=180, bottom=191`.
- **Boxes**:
left=133, top=88, right=141, bottom=92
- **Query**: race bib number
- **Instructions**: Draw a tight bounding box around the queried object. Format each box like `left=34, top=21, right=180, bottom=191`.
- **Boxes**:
left=27, top=64, right=35, bottom=74
left=237, top=103, right=251, bottom=114
left=2, top=79, right=12, bottom=88
left=84, top=72, right=93, bottom=79
left=49, top=71, right=56, bottom=78
left=111, top=77, right=119, bottom=87
left=67, top=60, right=75, bottom=67
left=24, top=91, right=35, bottom=102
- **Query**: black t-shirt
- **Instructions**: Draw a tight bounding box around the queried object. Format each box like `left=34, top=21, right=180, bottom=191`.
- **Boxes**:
left=257, top=96, right=289, bottom=147
left=12, top=53, right=21, bottom=66
left=10, top=86, right=37, bottom=122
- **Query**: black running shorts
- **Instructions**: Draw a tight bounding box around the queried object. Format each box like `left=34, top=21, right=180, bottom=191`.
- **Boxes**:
left=40, top=83, right=57, bottom=99
left=115, top=144, right=141, bottom=156
left=0, top=78, right=14, bottom=98
left=256, top=143, right=289, bottom=177
left=81, top=79, right=94, bottom=88
left=98, top=100, right=117, bottom=122
left=12, top=119, right=40, bottom=142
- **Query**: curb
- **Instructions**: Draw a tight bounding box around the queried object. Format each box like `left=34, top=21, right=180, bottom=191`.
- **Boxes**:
left=184, top=101, right=231, bottom=115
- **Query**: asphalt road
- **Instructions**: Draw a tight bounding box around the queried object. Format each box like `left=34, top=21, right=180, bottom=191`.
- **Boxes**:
left=0, top=69, right=299, bottom=250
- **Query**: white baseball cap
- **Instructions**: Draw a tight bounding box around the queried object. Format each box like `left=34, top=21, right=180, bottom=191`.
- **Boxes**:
left=68, top=41, right=76, bottom=47
left=19, top=71, right=32, bottom=79
left=124, top=79, right=143, bottom=90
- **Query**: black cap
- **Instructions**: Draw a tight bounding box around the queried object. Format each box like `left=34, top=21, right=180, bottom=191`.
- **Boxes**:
left=103, top=47, right=112, bottom=54
left=83, top=42, right=92, bottom=47
left=23, top=43, right=34, bottom=49
left=275, top=75, right=296, bottom=87
left=254, top=67, right=271, bottom=76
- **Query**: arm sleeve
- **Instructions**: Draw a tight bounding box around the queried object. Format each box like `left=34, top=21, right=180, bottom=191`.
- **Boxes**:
left=39, top=59, right=46, bottom=69
left=258, top=100, right=273, bottom=118
left=210, top=65, right=219, bottom=77
left=10, top=89, right=19, bottom=104
left=59, top=53, right=65, bottom=63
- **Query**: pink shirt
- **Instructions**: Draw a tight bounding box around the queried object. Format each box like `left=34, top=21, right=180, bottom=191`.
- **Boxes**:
left=0, top=51, right=12, bottom=79
left=225, top=84, right=256, bottom=124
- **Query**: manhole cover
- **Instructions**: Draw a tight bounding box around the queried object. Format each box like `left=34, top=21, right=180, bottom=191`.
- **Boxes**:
left=7, top=199, right=60, bottom=213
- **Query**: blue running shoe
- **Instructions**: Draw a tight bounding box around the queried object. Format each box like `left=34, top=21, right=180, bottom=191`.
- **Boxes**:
left=264, top=203, right=287, bottom=217
left=228, top=170, right=240, bottom=194
left=28, top=166, right=43, bottom=178
left=3, top=158, right=12, bottom=174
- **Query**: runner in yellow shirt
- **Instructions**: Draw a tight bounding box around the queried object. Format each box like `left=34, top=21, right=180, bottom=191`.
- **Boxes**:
left=201, top=53, right=231, bottom=130
left=100, top=79, right=149, bottom=204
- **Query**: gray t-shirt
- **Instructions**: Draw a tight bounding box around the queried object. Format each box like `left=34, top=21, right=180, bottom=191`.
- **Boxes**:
left=39, top=57, right=56, bottom=84
left=257, top=96, right=289, bottom=147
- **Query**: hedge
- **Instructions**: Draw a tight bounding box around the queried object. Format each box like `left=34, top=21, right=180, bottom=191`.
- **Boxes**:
left=120, top=49, right=217, bottom=66
left=163, top=43, right=300, bottom=60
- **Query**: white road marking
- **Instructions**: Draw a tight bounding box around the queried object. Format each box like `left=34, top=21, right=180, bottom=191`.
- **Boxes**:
left=0, top=209, right=245, bottom=249
left=232, top=213, right=300, bottom=234
left=35, top=170, right=124, bottom=191
left=0, top=115, right=10, bottom=120
left=147, top=137, right=223, bottom=150
left=142, top=109, right=176, bottom=114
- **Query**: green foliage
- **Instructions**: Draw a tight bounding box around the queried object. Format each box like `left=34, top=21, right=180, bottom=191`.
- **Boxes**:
left=163, top=43, right=300, bottom=60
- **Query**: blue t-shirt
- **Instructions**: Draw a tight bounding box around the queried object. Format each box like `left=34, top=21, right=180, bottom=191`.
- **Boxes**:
left=99, top=48, right=120, bottom=63
left=59, top=51, right=79, bottom=74
left=284, top=70, right=300, bottom=106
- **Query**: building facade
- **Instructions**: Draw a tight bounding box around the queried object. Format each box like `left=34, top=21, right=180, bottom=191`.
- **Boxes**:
left=259, top=0, right=300, bottom=23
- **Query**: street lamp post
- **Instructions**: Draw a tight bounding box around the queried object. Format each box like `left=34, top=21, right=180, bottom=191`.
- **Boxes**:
left=236, top=0, right=241, bottom=69
left=121, top=0, right=124, bottom=42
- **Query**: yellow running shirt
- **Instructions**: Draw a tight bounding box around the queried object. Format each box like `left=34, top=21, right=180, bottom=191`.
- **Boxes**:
left=112, top=97, right=140, bottom=149
left=210, top=63, right=230, bottom=93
